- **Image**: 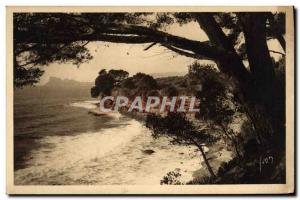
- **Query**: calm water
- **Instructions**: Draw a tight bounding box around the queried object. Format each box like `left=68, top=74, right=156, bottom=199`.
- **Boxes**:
left=14, top=86, right=201, bottom=185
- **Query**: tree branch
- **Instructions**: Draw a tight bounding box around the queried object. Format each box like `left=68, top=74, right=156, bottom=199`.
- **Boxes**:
left=162, top=44, right=213, bottom=60
left=194, top=13, right=251, bottom=85
left=269, top=50, right=285, bottom=56
left=16, top=23, right=232, bottom=62
left=194, top=13, right=236, bottom=52
left=266, top=13, right=286, bottom=51
left=144, top=42, right=157, bottom=51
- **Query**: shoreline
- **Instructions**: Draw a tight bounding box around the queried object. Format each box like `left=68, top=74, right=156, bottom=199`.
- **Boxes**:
left=15, top=99, right=233, bottom=185
left=14, top=115, right=203, bottom=185
left=90, top=106, right=233, bottom=184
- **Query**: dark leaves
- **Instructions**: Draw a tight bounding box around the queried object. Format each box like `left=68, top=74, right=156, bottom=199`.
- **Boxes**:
left=146, top=112, right=217, bottom=145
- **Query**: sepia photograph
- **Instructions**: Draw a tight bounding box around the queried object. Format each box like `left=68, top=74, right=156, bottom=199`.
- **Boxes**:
left=6, top=6, right=294, bottom=194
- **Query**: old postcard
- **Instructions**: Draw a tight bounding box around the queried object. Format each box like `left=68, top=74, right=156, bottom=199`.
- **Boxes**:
left=6, top=6, right=294, bottom=194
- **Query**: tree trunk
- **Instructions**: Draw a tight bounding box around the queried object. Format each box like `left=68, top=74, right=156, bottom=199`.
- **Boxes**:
left=239, top=13, right=275, bottom=108
left=197, top=13, right=279, bottom=146
left=197, top=144, right=217, bottom=178
left=195, top=13, right=276, bottom=145
left=220, top=124, right=242, bottom=160
left=238, top=13, right=282, bottom=145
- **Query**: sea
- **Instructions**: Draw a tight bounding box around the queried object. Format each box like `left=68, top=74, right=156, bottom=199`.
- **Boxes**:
left=14, top=86, right=202, bottom=185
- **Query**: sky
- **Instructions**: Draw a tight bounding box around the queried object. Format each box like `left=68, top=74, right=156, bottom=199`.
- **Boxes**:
left=39, top=22, right=209, bottom=85
left=38, top=20, right=284, bottom=85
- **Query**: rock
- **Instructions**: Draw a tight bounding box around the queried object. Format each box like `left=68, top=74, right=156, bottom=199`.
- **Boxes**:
left=142, top=149, right=155, bottom=155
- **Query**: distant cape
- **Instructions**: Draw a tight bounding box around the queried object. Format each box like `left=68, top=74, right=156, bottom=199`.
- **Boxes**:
left=43, top=77, right=93, bottom=88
